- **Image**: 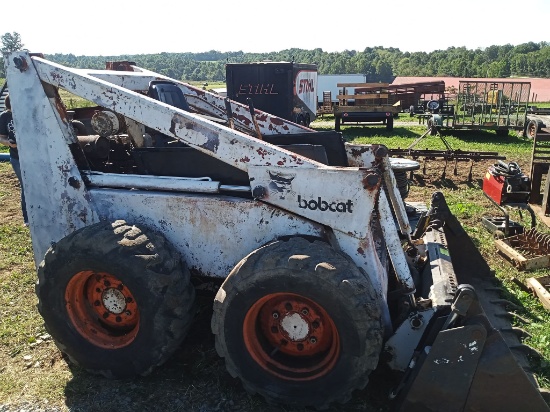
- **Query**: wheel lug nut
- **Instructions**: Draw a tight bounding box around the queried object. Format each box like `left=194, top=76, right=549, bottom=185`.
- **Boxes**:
left=310, top=337, right=317, bottom=344
left=301, top=308, right=309, bottom=315
left=272, top=312, right=279, bottom=319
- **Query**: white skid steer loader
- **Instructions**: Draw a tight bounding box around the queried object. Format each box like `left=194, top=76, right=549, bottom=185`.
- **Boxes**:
left=4, top=51, right=549, bottom=411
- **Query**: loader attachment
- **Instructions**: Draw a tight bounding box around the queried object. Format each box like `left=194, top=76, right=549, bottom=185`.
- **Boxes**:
left=395, top=192, right=550, bottom=411
left=397, top=285, right=549, bottom=411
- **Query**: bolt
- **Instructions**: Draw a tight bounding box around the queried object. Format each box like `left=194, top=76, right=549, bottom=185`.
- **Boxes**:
left=310, top=337, right=317, bottom=344
left=363, top=173, right=380, bottom=189
left=410, top=315, right=423, bottom=329
left=272, top=312, right=279, bottom=319
left=301, top=308, right=309, bottom=316
left=125, top=310, right=132, bottom=316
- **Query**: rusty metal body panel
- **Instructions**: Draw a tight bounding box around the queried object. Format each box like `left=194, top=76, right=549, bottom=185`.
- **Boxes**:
left=89, top=188, right=327, bottom=279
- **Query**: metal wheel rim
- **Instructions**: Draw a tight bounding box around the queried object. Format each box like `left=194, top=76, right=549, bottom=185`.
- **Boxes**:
left=243, top=292, right=340, bottom=381
left=65, top=270, right=140, bottom=348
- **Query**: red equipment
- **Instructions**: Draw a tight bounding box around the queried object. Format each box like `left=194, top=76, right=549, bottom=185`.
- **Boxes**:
left=482, top=161, right=535, bottom=237
left=483, top=161, right=530, bottom=205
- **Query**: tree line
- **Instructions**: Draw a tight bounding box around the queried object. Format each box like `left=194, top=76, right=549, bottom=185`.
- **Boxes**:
left=1, top=32, right=549, bottom=82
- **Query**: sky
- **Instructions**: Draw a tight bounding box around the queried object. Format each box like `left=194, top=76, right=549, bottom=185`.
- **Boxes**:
left=4, top=0, right=549, bottom=57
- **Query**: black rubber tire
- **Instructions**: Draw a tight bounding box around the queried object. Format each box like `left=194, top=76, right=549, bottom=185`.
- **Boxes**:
left=386, top=116, right=394, bottom=131
left=36, top=220, right=195, bottom=378
left=211, top=237, right=383, bottom=409
left=525, top=120, right=539, bottom=139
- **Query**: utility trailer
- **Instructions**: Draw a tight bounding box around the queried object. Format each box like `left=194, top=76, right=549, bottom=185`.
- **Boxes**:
left=5, top=51, right=550, bottom=411
left=226, top=61, right=317, bottom=127
left=421, top=80, right=531, bottom=136
left=526, top=106, right=550, bottom=139
left=334, top=83, right=402, bottom=131
left=388, top=81, right=447, bottom=115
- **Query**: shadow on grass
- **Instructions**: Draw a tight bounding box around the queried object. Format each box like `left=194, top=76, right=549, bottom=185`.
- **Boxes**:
left=338, top=126, right=421, bottom=142
left=62, top=293, right=392, bottom=412
left=440, top=129, right=531, bottom=146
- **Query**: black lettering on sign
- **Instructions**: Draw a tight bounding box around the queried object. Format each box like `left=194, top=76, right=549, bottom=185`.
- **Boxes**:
left=297, top=195, right=353, bottom=213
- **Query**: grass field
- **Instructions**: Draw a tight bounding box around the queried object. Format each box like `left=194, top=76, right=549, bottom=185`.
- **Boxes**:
left=0, top=112, right=549, bottom=410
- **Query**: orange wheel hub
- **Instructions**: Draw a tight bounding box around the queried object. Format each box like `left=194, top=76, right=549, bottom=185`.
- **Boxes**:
left=243, top=292, right=340, bottom=381
left=65, top=270, right=139, bottom=349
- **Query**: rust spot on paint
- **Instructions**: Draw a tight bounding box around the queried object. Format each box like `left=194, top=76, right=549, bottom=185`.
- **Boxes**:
left=54, top=99, right=68, bottom=123
left=234, top=113, right=252, bottom=126
left=240, top=156, right=250, bottom=163
left=289, top=155, right=304, bottom=165
left=357, top=247, right=364, bottom=255
left=257, top=148, right=268, bottom=159
left=350, top=147, right=371, bottom=158
left=270, top=118, right=285, bottom=126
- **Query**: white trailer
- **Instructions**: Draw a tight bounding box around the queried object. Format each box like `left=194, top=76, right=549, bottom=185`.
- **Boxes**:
left=317, top=73, right=366, bottom=104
